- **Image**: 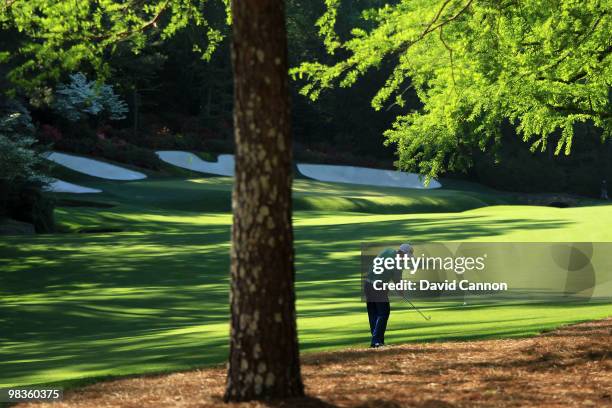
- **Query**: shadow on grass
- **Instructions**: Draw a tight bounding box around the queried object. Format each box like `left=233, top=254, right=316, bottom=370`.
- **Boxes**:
left=0, top=211, right=586, bottom=388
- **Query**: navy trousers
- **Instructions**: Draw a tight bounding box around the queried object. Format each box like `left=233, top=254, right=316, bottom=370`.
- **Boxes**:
left=364, top=282, right=390, bottom=346
left=367, top=301, right=390, bottom=345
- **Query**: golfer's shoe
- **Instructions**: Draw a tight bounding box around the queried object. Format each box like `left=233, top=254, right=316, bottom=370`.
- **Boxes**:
left=370, top=343, right=384, bottom=348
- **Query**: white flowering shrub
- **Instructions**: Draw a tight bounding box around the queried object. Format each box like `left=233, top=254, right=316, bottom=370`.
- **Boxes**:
left=54, top=73, right=128, bottom=122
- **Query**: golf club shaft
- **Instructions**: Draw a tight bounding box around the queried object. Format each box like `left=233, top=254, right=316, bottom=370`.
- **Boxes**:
left=401, top=295, right=431, bottom=320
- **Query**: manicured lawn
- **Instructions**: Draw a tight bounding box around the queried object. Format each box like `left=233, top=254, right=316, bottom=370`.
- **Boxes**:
left=1, top=174, right=611, bottom=388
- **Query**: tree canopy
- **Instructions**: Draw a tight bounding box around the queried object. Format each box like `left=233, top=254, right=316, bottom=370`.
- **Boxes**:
left=1, top=0, right=610, bottom=193
left=293, top=0, right=612, bottom=179
left=0, top=0, right=227, bottom=90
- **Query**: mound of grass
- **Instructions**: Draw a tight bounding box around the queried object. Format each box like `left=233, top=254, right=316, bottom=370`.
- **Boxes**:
left=48, top=176, right=515, bottom=234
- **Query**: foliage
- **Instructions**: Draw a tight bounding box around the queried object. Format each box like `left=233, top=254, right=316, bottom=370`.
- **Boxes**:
left=0, top=0, right=228, bottom=90
left=0, top=99, right=53, bottom=231
left=0, top=183, right=55, bottom=232
left=48, top=129, right=163, bottom=170
left=3, top=0, right=610, bottom=197
left=39, top=124, right=63, bottom=143
left=293, top=0, right=612, bottom=180
left=1, top=0, right=400, bottom=167
left=470, top=125, right=612, bottom=196
left=54, top=73, right=129, bottom=122
left=0, top=134, right=43, bottom=183
left=0, top=98, right=34, bottom=134
left=0, top=100, right=45, bottom=184
left=96, top=138, right=162, bottom=170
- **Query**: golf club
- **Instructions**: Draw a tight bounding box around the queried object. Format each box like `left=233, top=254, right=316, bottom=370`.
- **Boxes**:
left=401, top=295, right=431, bottom=321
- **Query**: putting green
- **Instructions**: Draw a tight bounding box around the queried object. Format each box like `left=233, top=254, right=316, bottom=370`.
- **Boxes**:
left=1, top=174, right=611, bottom=388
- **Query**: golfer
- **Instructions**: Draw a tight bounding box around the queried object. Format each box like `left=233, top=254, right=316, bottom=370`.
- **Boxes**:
left=364, top=243, right=413, bottom=348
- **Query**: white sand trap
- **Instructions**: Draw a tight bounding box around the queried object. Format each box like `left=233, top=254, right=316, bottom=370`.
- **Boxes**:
left=44, top=178, right=102, bottom=194
left=45, top=152, right=146, bottom=180
left=297, top=163, right=441, bottom=189
left=158, top=150, right=440, bottom=189
left=157, top=151, right=235, bottom=176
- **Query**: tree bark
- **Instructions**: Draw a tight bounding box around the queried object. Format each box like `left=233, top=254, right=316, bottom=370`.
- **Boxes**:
left=132, top=87, right=139, bottom=138
left=224, top=0, right=304, bottom=402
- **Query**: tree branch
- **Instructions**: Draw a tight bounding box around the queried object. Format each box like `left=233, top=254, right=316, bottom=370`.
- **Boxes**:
left=535, top=44, right=612, bottom=84
left=547, top=104, right=611, bottom=119
left=399, top=0, right=474, bottom=54
left=542, top=11, right=607, bottom=74
left=385, top=83, right=415, bottom=111
left=439, top=26, right=456, bottom=88
left=93, top=0, right=170, bottom=41
left=429, top=0, right=474, bottom=33
left=423, top=0, right=454, bottom=35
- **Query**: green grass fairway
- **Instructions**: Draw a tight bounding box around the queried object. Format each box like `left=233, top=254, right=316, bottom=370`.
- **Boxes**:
left=1, top=170, right=611, bottom=388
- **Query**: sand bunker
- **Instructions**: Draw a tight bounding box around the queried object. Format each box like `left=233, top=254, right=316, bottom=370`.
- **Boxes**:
left=297, top=163, right=441, bottom=189
left=46, top=152, right=146, bottom=180
left=156, top=151, right=234, bottom=176
left=158, top=150, right=441, bottom=189
left=44, top=178, right=102, bottom=194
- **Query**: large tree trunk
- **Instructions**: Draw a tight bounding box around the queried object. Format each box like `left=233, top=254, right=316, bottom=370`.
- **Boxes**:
left=224, top=0, right=304, bottom=402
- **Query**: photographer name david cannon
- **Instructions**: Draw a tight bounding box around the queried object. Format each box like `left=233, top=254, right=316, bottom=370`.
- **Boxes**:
left=371, top=279, right=509, bottom=292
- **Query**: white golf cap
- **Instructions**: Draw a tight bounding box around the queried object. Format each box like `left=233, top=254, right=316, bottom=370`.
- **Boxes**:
left=399, top=243, right=413, bottom=254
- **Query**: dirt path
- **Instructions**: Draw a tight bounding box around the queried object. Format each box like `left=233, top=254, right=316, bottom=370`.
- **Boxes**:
left=18, top=319, right=612, bottom=408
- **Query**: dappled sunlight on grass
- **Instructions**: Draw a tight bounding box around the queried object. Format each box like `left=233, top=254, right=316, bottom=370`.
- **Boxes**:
left=187, top=177, right=234, bottom=187
left=2, top=176, right=612, bottom=387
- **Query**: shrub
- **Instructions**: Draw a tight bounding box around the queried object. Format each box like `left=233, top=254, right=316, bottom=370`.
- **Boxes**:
left=0, top=99, right=35, bottom=135
left=54, top=72, right=128, bottom=122
left=472, top=149, right=567, bottom=194
left=0, top=133, right=45, bottom=183
left=203, top=137, right=234, bottom=154
left=0, top=182, right=55, bottom=233
left=96, top=138, right=161, bottom=170
left=39, top=124, right=63, bottom=143
left=565, top=165, right=601, bottom=197
left=0, top=100, right=47, bottom=184
left=0, top=100, right=54, bottom=232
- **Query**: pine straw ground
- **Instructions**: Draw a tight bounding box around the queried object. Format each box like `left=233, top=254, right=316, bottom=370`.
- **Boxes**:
left=19, top=319, right=612, bottom=408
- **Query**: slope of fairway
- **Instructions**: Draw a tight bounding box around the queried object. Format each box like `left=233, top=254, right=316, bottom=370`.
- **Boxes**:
left=1, top=176, right=611, bottom=388
left=46, top=177, right=512, bottom=232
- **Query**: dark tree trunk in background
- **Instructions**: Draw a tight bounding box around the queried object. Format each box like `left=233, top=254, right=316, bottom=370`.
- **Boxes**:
left=224, top=0, right=304, bottom=402
left=132, top=88, right=139, bottom=137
